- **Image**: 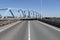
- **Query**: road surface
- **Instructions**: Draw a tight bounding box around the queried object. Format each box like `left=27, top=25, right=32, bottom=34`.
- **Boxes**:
left=0, top=21, right=28, bottom=40
left=30, top=21, right=60, bottom=40
left=0, top=20, right=60, bottom=40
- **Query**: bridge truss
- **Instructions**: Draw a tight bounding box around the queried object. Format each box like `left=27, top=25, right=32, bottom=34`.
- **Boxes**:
left=0, top=8, right=41, bottom=19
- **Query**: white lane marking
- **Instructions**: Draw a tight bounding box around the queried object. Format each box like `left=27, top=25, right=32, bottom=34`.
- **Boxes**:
left=28, top=21, right=30, bottom=40
left=37, top=21, right=60, bottom=31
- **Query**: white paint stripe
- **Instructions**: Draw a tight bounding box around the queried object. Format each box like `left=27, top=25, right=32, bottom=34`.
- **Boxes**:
left=0, top=21, right=21, bottom=32
left=28, top=21, right=30, bottom=40
left=37, top=21, right=60, bottom=31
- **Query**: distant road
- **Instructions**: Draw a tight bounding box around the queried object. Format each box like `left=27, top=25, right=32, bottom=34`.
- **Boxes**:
left=0, top=20, right=60, bottom=40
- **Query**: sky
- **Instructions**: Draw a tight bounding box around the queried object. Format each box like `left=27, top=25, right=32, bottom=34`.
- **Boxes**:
left=42, top=0, right=60, bottom=17
left=0, top=0, right=40, bottom=11
left=0, top=0, right=60, bottom=17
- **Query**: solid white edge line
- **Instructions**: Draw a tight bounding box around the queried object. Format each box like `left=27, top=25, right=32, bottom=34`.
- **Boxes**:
left=0, top=21, right=21, bottom=32
left=28, top=21, right=30, bottom=40
left=37, top=21, right=60, bottom=31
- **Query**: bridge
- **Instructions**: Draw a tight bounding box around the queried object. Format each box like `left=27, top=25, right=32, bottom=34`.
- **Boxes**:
left=0, top=8, right=41, bottom=19
left=0, top=8, right=60, bottom=40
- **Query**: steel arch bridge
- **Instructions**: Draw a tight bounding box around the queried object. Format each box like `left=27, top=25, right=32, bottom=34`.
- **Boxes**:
left=0, top=8, right=41, bottom=19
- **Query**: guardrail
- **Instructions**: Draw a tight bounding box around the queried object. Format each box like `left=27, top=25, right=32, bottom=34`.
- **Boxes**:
left=38, top=19, right=60, bottom=28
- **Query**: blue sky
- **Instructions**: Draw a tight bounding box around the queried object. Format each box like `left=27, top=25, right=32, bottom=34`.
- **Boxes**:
left=42, top=0, right=60, bottom=17
left=0, top=0, right=60, bottom=17
left=0, top=0, right=40, bottom=11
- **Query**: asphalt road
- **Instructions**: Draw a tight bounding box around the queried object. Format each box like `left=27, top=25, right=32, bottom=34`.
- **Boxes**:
left=0, top=20, right=60, bottom=40
left=0, top=21, right=28, bottom=40
left=30, top=21, right=60, bottom=40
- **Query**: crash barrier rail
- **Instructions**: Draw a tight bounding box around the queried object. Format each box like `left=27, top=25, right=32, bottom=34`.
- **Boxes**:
left=38, top=19, right=60, bottom=28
